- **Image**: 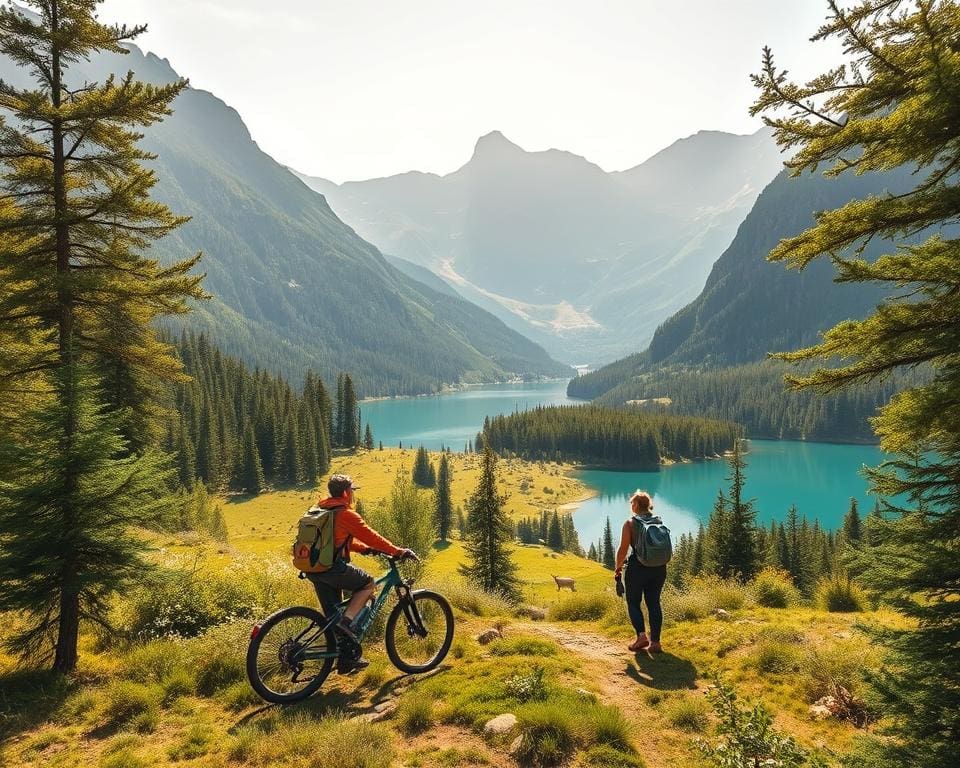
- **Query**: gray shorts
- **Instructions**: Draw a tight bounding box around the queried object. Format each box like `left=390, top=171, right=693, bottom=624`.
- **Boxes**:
left=305, top=560, right=373, bottom=613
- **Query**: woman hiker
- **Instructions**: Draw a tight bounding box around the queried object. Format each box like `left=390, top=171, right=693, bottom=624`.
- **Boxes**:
left=615, top=490, right=668, bottom=653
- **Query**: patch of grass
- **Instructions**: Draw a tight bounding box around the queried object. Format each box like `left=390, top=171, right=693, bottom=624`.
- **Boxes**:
left=97, top=680, right=161, bottom=731
left=226, top=724, right=259, bottom=763
left=692, top=575, right=750, bottom=611
left=168, top=723, right=214, bottom=761
left=489, top=636, right=558, bottom=657
left=250, top=713, right=393, bottom=768
left=662, top=587, right=712, bottom=622
left=514, top=702, right=578, bottom=768
left=431, top=579, right=515, bottom=617
left=583, top=744, right=647, bottom=768
left=24, top=730, right=70, bottom=754
left=549, top=592, right=617, bottom=622
left=504, top=666, right=548, bottom=702
left=665, top=695, right=710, bottom=732
left=396, top=696, right=434, bottom=736
left=815, top=573, right=869, bottom=613
left=100, top=747, right=150, bottom=768
left=405, top=746, right=490, bottom=767
left=359, top=656, right=391, bottom=690
left=102, top=733, right=143, bottom=756
left=123, top=639, right=190, bottom=683
left=752, top=569, right=801, bottom=608
left=219, top=679, right=261, bottom=711
left=160, top=668, right=196, bottom=704
left=582, top=703, right=631, bottom=750
left=751, top=641, right=803, bottom=675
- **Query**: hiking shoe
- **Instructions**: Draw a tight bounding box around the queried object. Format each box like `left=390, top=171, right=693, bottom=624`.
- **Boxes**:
left=337, top=655, right=370, bottom=675
left=648, top=641, right=663, bottom=653
left=628, top=634, right=650, bottom=652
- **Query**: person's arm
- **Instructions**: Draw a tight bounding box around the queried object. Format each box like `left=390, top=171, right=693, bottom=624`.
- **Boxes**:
left=615, top=520, right=632, bottom=575
left=340, top=508, right=403, bottom=556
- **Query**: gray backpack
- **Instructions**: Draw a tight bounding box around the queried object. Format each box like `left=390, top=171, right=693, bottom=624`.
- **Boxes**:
left=630, top=515, right=673, bottom=567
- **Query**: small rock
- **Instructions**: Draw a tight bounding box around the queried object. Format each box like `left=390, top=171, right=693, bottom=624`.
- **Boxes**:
left=367, top=708, right=395, bottom=723
left=516, top=605, right=547, bottom=621
left=714, top=608, right=731, bottom=621
left=484, top=713, right=518, bottom=735
left=809, top=703, right=834, bottom=721
left=575, top=688, right=596, bottom=700
left=509, top=735, right=524, bottom=755
left=833, top=630, right=852, bottom=639
left=476, top=628, right=502, bottom=645
left=373, top=700, right=396, bottom=713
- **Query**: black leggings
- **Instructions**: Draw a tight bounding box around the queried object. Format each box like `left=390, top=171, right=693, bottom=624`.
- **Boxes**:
left=624, top=559, right=667, bottom=642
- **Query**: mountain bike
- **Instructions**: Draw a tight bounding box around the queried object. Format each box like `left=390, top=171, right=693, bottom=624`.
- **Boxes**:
left=246, top=551, right=454, bottom=704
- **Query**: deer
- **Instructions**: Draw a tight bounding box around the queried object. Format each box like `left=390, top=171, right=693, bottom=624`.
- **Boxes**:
left=552, top=575, right=576, bottom=592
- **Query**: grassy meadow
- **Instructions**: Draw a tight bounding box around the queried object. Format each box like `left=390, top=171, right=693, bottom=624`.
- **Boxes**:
left=0, top=447, right=902, bottom=767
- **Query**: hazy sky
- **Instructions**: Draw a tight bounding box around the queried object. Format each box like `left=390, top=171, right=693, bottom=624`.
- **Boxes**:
left=99, top=1, right=841, bottom=183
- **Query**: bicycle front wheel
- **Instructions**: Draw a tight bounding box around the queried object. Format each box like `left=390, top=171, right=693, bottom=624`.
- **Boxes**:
left=385, top=590, right=454, bottom=674
left=246, top=606, right=336, bottom=704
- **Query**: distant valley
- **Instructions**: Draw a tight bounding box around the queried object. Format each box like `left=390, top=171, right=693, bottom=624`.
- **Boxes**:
left=297, top=128, right=784, bottom=364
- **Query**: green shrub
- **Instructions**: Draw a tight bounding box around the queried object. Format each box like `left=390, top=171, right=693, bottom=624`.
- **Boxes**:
left=549, top=592, right=617, bottom=622
left=505, top=666, right=548, bottom=702
left=751, top=641, right=803, bottom=675
left=98, top=681, right=161, bottom=731
left=226, top=725, right=259, bottom=763
left=396, top=696, right=434, bottom=736
left=666, top=695, right=710, bottom=731
left=189, top=622, right=248, bottom=695
left=699, top=680, right=818, bottom=768
left=489, top=636, right=558, bottom=657
left=815, top=573, right=869, bottom=613
left=752, top=569, right=801, bottom=608
left=691, top=575, right=749, bottom=611
left=802, top=639, right=877, bottom=702
left=583, top=744, right=646, bottom=768
left=514, top=702, right=578, bottom=768
left=168, top=724, right=214, bottom=761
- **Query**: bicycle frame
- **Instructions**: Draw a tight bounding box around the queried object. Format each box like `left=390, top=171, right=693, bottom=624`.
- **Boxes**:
left=302, top=556, right=412, bottom=661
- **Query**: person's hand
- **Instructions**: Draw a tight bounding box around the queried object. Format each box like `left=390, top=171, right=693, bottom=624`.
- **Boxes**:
left=614, top=572, right=625, bottom=598
left=399, top=548, right=419, bottom=562
left=359, top=546, right=376, bottom=556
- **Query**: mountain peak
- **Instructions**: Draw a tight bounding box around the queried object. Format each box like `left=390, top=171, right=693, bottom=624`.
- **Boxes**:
left=471, top=130, right=524, bottom=159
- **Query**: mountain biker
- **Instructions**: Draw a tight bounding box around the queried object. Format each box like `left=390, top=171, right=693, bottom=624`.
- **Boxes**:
left=306, top=473, right=414, bottom=674
left=615, top=490, right=667, bottom=653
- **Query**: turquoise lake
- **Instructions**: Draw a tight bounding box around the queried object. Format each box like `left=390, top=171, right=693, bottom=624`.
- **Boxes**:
left=360, top=381, right=886, bottom=545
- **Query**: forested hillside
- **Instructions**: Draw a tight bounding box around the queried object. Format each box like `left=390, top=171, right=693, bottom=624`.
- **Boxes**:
left=587, top=361, right=924, bottom=443
left=0, top=37, right=568, bottom=396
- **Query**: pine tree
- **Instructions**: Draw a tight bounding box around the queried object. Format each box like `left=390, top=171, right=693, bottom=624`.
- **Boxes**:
left=342, top=374, right=358, bottom=449
left=842, top=497, right=862, bottom=545
left=240, top=423, right=265, bottom=495
left=176, top=414, right=196, bottom=487
left=547, top=511, right=564, bottom=551
left=1, top=0, right=205, bottom=660
left=334, top=373, right=345, bottom=447
left=601, top=517, right=615, bottom=570
left=725, top=440, right=759, bottom=581
left=412, top=446, right=435, bottom=487
left=434, top=453, right=453, bottom=542
left=753, top=5, right=960, bottom=761
left=587, top=542, right=598, bottom=561
left=460, top=442, right=520, bottom=599
left=706, top=490, right=731, bottom=576
left=363, top=423, right=374, bottom=450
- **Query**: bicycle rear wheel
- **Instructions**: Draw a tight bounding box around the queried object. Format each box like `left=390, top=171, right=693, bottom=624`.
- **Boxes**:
left=385, top=590, right=454, bottom=674
left=246, top=606, right=336, bottom=704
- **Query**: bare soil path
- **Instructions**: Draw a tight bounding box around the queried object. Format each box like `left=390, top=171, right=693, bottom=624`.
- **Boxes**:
left=516, top=621, right=703, bottom=768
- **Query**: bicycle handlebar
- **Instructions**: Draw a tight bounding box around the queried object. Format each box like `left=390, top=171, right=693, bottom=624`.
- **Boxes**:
left=365, top=549, right=419, bottom=563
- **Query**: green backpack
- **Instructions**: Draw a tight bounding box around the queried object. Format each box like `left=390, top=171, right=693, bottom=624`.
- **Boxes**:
left=292, top=506, right=343, bottom=573
left=630, top=515, right=673, bottom=567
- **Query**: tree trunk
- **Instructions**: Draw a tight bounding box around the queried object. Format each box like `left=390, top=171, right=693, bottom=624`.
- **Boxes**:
left=50, top=0, right=80, bottom=674
left=53, top=587, right=80, bottom=673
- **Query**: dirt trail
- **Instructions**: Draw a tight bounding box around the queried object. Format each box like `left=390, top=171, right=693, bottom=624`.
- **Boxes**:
left=516, top=621, right=701, bottom=768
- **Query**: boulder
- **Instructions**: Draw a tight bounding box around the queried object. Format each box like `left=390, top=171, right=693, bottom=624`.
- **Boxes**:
left=809, top=701, right=835, bottom=721
left=516, top=605, right=547, bottom=621
left=484, top=713, right=518, bottom=735
left=509, top=735, right=524, bottom=755
left=713, top=608, right=731, bottom=621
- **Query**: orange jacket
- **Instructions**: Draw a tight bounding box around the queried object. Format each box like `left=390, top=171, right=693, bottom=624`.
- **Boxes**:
left=316, top=496, right=403, bottom=560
